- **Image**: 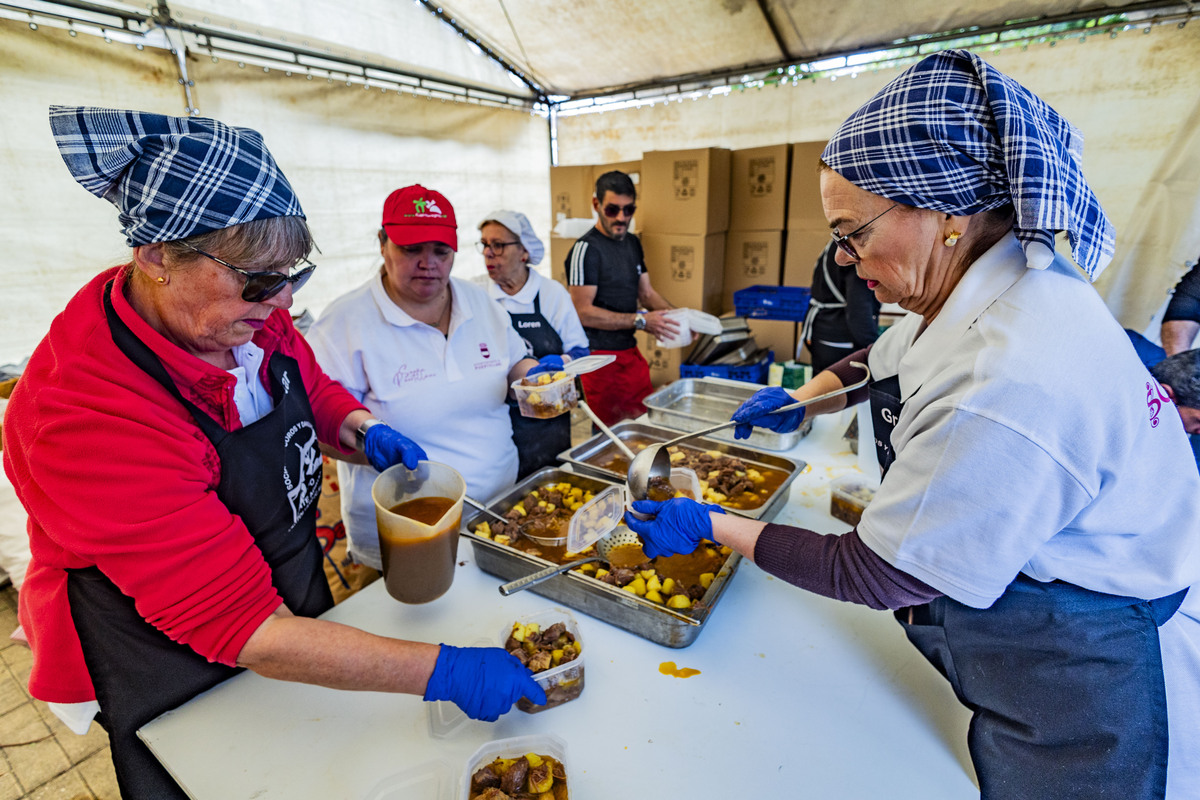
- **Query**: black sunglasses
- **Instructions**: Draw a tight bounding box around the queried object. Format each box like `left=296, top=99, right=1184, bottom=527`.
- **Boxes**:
left=602, top=203, right=636, bottom=219
left=830, top=203, right=899, bottom=261
left=180, top=243, right=317, bottom=303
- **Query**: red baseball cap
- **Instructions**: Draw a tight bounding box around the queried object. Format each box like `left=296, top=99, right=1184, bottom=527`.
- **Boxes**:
left=381, top=185, right=458, bottom=250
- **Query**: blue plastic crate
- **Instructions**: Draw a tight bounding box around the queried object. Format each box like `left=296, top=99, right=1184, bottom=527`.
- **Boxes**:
left=733, top=285, right=812, bottom=321
left=679, top=352, right=774, bottom=385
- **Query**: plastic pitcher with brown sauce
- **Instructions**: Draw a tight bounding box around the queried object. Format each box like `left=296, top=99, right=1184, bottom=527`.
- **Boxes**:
left=371, top=461, right=465, bottom=603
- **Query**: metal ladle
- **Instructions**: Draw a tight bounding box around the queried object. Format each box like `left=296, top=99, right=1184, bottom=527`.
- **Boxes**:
left=576, top=400, right=636, bottom=461
left=626, top=362, right=873, bottom=500
left=463, top=496, right=567, bottom=547
left=498, top=526, right=646, bottom=596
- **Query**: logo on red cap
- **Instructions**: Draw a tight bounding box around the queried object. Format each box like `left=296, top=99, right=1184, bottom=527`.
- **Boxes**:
left=413, top=197, right=444, bottom=217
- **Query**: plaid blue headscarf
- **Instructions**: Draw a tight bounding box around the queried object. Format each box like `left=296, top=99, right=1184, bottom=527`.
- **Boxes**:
left=822, top=50, right=1114, bottom=281
left=49, top=105, right=304, bottom=246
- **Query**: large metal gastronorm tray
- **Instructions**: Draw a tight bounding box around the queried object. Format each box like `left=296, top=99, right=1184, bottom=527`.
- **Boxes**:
left=460, top=466, right=742, bottom=648
left=557, top=421, right=805, bottom=521
left=643, top=376, right=812, bottom=451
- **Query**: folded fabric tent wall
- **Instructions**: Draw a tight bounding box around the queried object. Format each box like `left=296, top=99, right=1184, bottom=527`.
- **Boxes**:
left=1, top=1, right=1199, bottom=365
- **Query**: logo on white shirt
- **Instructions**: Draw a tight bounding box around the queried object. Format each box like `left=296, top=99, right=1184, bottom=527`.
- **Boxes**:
left=479, top=342, right=491, bottom=359
left=1147, top=380, right=1173, bottom=428
left=393, top=365, right=437, bottom=386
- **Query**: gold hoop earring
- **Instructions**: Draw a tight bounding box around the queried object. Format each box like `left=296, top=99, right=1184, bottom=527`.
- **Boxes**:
left=944, top=232, right=961, bottom=247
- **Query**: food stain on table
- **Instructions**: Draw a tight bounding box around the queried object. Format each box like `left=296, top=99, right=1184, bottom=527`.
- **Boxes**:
left=659, top=661, right=701, bottom=678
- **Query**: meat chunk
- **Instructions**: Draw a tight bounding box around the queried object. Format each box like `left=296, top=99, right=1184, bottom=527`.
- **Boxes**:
left=500, top=756, right=529, bottom=795
left=474, top=788, right=511, bottom=800
left=470, top=764, right=501, bottom=792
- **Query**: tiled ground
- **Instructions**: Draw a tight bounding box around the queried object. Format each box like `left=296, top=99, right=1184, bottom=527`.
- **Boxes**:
left=0, top=405, right=595, bottom=800
left=0, top=584, right=119, bottom=800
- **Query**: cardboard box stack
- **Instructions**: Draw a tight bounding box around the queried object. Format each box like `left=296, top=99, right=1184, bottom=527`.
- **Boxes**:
left=782, top=141, right=830, bottom=285
left=549, top=165, right=594, bottom=229
left=639, top=147, right=730, bottom=317
left=783, top=141, right=832, bottom=364
left=636, top=147, right=732, bottom=385
left=637, top=334, right=685, bottom=389
left=723, top=144, right=795, bottom=364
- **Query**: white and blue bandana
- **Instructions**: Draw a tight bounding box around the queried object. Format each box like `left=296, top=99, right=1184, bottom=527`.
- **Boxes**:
left=49, top=105, right=304, bottom=246
left=822, top=50, right=1114, bottom=281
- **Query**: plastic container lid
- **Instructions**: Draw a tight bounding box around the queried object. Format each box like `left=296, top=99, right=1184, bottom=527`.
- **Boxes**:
left=364, top=759, right=454, bottom=800
left=685, top=309, right=724, bottom=335
left=566, top=484, right=626, bottom=553
left=562, top=353, right=616, bottom=376
left=428, top=637, right=492, bottom=739
left=656, top=308, right=724, bottom=348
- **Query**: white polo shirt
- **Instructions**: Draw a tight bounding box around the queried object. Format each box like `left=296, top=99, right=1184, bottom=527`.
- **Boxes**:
left=484, top=270, right=590, bottom=355
left=859, top=233, right=1200, bottom=609
left=307, top=274, right=526, bottom=569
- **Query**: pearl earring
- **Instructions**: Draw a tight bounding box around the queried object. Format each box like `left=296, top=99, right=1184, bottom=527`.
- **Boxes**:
left=944, top=232, right=961, bottom=247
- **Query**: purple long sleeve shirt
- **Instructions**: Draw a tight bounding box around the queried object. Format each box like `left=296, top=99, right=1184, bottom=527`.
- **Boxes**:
left=749, top=347, right=942, bottom=610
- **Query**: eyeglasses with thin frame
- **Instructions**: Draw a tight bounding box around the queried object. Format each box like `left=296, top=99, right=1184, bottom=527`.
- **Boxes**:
left=475, top=240, right=521, bottom=255
left=602, top=203, right=636, bottom=219
left=830, top=203, right=899, bottom=261
left=179, top=242, right=317, bottom=303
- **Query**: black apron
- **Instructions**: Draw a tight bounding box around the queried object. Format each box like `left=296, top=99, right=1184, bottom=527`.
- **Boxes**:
left=70, top=285, right=334, bottom=799
left=507, top=290, right=572, bottom=480
left=869, top=372, right=1185, bottom=799
left=801, top=246, right=853, bottom=374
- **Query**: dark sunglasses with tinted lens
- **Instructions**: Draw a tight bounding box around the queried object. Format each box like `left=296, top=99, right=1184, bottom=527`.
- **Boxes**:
left=830, top=203, right=899, bottom=261
left=602, top=203, right=636, bottom=219
left=180, top=243, right=317, bottom=302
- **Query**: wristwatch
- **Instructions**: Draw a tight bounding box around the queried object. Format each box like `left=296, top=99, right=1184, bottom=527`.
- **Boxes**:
left=355, top=417, right=384, bottom=450
left=634, top=311, right=647, bottom=331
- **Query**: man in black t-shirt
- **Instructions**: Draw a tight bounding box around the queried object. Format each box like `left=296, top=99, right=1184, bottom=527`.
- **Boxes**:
left=1162, top=260, right=1200, bottom=356
left=566, top=171, right=679, bottom=426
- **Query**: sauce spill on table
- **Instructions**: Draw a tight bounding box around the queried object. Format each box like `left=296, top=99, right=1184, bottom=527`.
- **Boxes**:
left=659, top=661, right=701, bottom=678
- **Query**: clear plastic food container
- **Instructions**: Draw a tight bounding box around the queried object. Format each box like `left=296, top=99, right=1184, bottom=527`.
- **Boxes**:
left=501, top=608, right=584, bottom=713
left=670, top=467, right=702, bottom=499
left=830, top=474, right=877, bottom=527
left=428, top=638, right=491, bottom=739
left=365, top=760, right=454, bottom=800
left=461, top=733, right=570, bottom=800
left=566, top=484, right=625, bottom=553
left=511, top=371, right=578, bottom=419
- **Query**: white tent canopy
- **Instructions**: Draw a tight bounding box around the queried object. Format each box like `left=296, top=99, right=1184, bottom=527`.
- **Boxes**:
left=1, top=0, right=1198, bottom=365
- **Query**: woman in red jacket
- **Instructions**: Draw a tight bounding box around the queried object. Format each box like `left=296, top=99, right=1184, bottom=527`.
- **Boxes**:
left=2, top=106, right=543, bottom=799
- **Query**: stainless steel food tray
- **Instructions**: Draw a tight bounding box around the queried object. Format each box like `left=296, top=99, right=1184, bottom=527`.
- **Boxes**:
left=459, top=466, right=742, bottom=648
left=642, top=376, right=812, bottom=451
left=556, top=421, right=804, bottom=521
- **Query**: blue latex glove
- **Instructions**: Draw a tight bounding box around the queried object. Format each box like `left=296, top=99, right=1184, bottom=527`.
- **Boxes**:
left=362, top=422, right=427, bottom=471
left=423, top=645, right=547, bottom=722
left=525, top=354, right=565, bottom=377
left=623, top=498, right=726, bottom=559
left=730, top=386, right=806, bottom=440
left=565, top=346, right=591, bottom=361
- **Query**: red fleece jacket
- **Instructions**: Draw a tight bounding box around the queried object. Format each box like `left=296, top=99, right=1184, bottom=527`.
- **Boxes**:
left=2, top=266, right=364, bottom=702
